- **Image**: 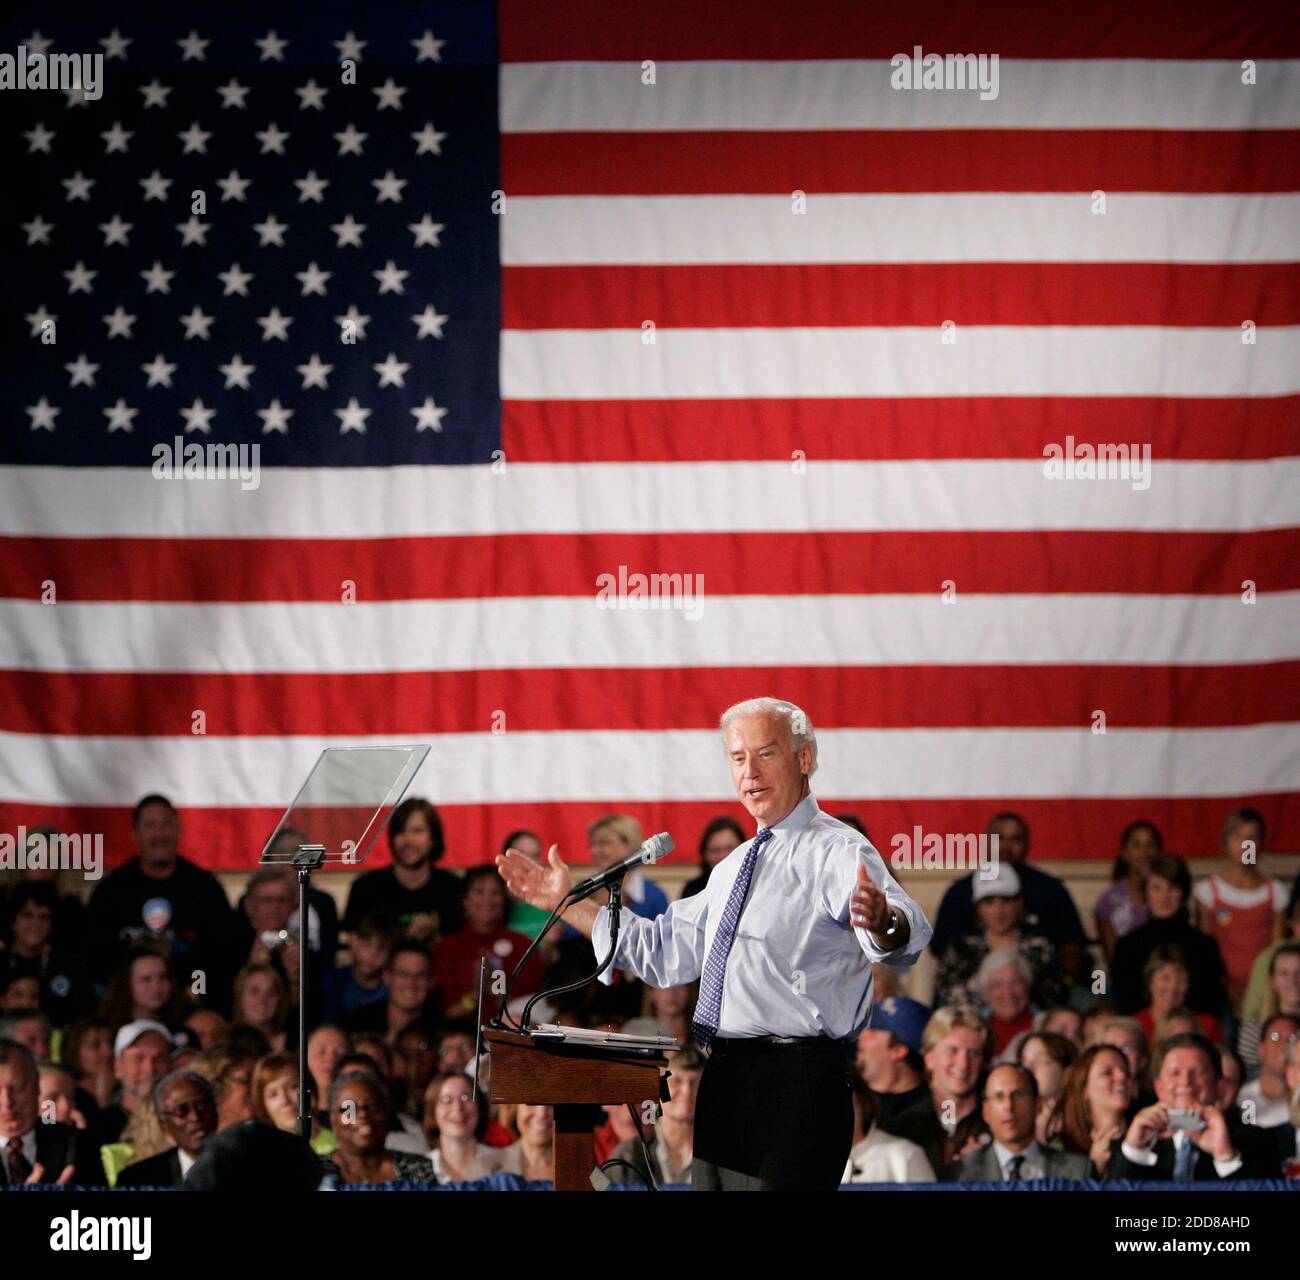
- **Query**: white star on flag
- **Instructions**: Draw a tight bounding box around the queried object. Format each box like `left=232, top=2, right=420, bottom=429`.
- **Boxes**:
left=26, top=398, right=60, bottom=431
left=257, top=399, right=294, bottom=434
left=411, top=398, right=448, bottom=431
left=335, top=398, right=371, bottom=432
left=412, top=30, right=445, bottom=62
left=141, top=354, right=178, bottom=387
left=373, top=353, right=411, bottom=387
left=219, top=355, right=256, bottom=389
left=103, top=399, right=138, bottom=432
left=297, top=354, right=334, bottom=389
left=181, top=398, right=216, bottom=432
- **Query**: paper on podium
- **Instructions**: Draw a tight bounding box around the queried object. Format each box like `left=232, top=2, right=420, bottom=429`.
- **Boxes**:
left=528, top=1023, right=681, bottom=1054
left=258, top=744, right=430, bottom=866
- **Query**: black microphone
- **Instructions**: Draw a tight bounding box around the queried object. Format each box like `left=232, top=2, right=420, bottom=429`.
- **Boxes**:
left=569, top=832, right=675, bottom=898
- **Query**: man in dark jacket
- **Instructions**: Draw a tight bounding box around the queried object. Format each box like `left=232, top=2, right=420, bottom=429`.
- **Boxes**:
left=116, top=1070, right=217, bottom=1188
left=86, top=795, right=235, bottom=1011
left=1108, top=1033, right=1277, bottom=1180
left=0, top=1039, right=104, bottom=1186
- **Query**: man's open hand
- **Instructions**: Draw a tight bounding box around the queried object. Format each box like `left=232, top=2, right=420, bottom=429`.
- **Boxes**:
left=496, top=844, right=571, bottom=915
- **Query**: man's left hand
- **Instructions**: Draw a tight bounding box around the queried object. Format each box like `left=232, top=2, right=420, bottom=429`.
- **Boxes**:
left=850, top=865, right=890, bottom=932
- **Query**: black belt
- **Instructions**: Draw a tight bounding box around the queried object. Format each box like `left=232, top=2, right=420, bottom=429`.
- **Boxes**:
left=707, top=1034, right=845, bottom=1055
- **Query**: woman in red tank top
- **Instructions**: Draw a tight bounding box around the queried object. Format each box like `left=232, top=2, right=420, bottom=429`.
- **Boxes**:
left=1194, top=809, right=1286, bottom=1008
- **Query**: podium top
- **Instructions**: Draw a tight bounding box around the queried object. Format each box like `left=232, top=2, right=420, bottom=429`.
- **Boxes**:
left=259, top=745, right=429, bottom=866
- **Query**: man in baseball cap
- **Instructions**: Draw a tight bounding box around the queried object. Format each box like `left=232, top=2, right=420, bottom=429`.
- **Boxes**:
left=94, top=1020, right=174, bottom=1146
left=856, top=995, right=933, bottom=1121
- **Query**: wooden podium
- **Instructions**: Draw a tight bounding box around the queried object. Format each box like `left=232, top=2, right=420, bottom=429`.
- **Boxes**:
left=483, top=1028, right=670, bottom=1191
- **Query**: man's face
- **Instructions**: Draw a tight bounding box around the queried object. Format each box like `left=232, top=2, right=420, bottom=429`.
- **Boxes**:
left=308, top=1028, right=349, bottom=1084
left=1145, top=875, right=1183, bottom=920
left=925, top=1026, right=985, bottom=1100
left=116, top=1032, right=172, bottom=1104
left=982, top=1066, right=1036, bottom=1149
left=157, top=1078, right=217, bottom=1156
left=1154, top=1046, right=1216, bottom=1109
left=0, top=1059, right=38, bottom=1139
left=985, top=967, right=1030, bottom=1021
left=2, top=979, right=42, bottom=1015
left=391, top=813, right=433, bottom=868
left=1260, top=1016, right=1300, bottom=1076
left=662, top=1069, right=701, bottom=1124
left=438, top=1033, right=474, bottom=1073
left=351, top=933, right=391, bottom=978
left=185, top=1009, right=230, bottom=1049
left=1101, top=1026, right=1148, bottom=1078
left=726, top=713, right=811, bottom=827
left=11, top=901, right=53, bottom=954
left=988, top=818, right=1029, bottom=867
left=247, top=878, right=295, bottom=933
left=134, top=803, right=180, bottom=874
left=856, top=1028, right=901, bottom=1077
left=9, top=1016, right=49, bottom=1060
left=387, top=953, right=430, bottom=1012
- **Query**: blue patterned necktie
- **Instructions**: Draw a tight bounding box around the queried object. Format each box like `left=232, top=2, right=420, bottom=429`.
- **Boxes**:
left=1173, top=1135, right=1197, bottom=1181
left=692, top=826, right=773, bottom=1049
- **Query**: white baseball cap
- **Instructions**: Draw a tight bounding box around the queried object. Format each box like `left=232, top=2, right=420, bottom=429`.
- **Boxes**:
left=972, top=862, right=1021, bottom=903
left=113, top=1019, right=174, bottom=1057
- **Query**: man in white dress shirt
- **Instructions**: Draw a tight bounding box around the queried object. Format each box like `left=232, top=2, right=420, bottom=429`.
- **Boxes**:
left=498, top=697, right=932, bottom=1189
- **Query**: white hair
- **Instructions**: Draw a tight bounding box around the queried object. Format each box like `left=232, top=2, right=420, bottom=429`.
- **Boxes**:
left=719, top=697, right=818, bottom=776
left=975, top=948, right=1032, bottom=994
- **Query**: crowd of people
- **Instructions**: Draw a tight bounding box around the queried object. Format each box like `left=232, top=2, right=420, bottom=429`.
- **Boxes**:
left=1, top=795, right=1297, bottom=1188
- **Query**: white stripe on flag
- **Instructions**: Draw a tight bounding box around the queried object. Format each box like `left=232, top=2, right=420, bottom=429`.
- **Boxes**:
left=501, top=194, right=1300, bottom=266
left=3, top=461, right=1296, bottom=537
left=4, top=593, right=1296, bottom=673
left=1, top=724, right=1296, bottom=807
left=501, top=325, right=1300, bottom=398
left=501, top=59, right=1300, bottom=132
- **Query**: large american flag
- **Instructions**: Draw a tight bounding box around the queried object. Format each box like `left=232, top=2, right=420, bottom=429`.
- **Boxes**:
left=2, top=1, right=1298, bottom=871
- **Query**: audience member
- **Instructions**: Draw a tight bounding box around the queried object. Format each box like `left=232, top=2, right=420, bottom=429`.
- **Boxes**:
left=842, top=1080, right=935, bottom=1183
left=1112, top=855, right=1227, bottom=1015
left=1018, top=1031, right=1077, bottom=1143
left=681, top=817, right=745, bottom=899
left=323, top=1070, right=433, bottom=1184
left=252, top=1051, right=302, bottom=1135
left=421, top=1070, right=503, bottom=1183
left=99, top=942, right=193, bottom=1031
left=498, top=1101, right=555, bottom=1182
left=1134, top=947, right=1223, bottom=1044
left=321, top=911, right=393, bottom=1025
left=95, top=1020, right=173, bottom=1145
left=606, top=1047, right=701, bottom=1186
left=933, top=863, right=1066, bottom=1015
left=0, top=1039, right=102, bottom=1186
left=930, top=814, right=1087, bottom=985
left=191, top=1043, right=257, bottom=1132
left=1052, top=1044, right=1135, bottom=1177
left=855, top=995, right=931, bottom=1121
left=1109, top=1033, right=1274, bottom=1180
left=952, top=1063, right=1092, bottom=1181
left=85, top=795, right=235, bottom=1008
left=343, top=943, right=441, bottom=1043
left=341, top=799, right=464, bottom=943
left=435, top=866, right=547, bottom=1019
left=1236, top=1014, right=1299, bottom=1129
left=1095, top=821, right=1161, bottom=962
left=1238, top=941, right=1300, bottom=1075
left=1192, top=809, right=1286, bottom=1009
left=231, top=963, right=292, bottom=1051
left=0, top=882, right=89, bottom=1026
left=116, top=1070, right=218, bottom=1187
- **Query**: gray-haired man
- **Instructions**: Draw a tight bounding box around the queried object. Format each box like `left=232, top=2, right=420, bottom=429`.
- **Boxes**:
left=498, top=697, right=932, bottom=1189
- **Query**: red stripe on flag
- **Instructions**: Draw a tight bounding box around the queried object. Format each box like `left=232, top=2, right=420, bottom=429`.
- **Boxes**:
left=503, top=263, right=1300, bottom=329
left=3, top=531, right=1297, bottom=602
left=4, top=663, right=1296, bottom=736
left=4, top=794, right=1296, bottom=871
left=498, top=0, right=1300, bottom=60
left=503, top=131, right=1300, bottom=195
left=503, top=396, right=1300, bottom=462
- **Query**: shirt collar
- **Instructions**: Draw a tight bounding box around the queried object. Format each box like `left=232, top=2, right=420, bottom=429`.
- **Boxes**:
left=0, top=1130, right=37, bottom=1163
left=768, top=793, right=820, bottom=834
left=992, top=1139, right=1039, bottom=1170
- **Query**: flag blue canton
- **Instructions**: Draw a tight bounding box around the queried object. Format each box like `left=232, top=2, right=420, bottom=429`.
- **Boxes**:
left=1, top=2, right=501, bottom=466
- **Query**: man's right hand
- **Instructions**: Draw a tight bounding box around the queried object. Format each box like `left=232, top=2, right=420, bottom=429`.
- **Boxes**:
left=496, top=844, right=571, bottom=914
left=1124, top=1103, right=1170, bottom=1151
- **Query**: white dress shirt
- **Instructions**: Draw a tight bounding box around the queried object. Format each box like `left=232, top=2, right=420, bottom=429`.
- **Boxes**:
left=178, top=1148, right=196, bottom=1178
left=1120, top=1128, right=1243, bottom=1178
left=591, top=795, right=932, bottom=1040
left=993, top=1139, right=1045, bottom=1180
left=1236, top=1079, right=1290, bottom=1130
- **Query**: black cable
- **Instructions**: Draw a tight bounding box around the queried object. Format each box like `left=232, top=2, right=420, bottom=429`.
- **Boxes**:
left=493, top=884, right=582, bottom=1032
left=519, top=881, right=624, bottom=1032
left=623, top=1100, right=661, bottom=1191
left=596, top=1157, right=655, bottom=1189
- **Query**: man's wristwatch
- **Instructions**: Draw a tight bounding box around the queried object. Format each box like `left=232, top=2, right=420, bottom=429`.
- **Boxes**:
left=882, top=907, right=902, bottom=940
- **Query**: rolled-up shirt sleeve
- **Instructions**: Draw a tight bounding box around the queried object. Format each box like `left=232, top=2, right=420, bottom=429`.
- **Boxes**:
left=591, top=889, right=710, bottom=988
left=821, top=838, right=934, bottom=968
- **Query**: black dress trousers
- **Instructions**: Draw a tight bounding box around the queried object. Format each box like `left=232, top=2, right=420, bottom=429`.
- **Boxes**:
left=691, top=1037, right=855, bottom=1190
